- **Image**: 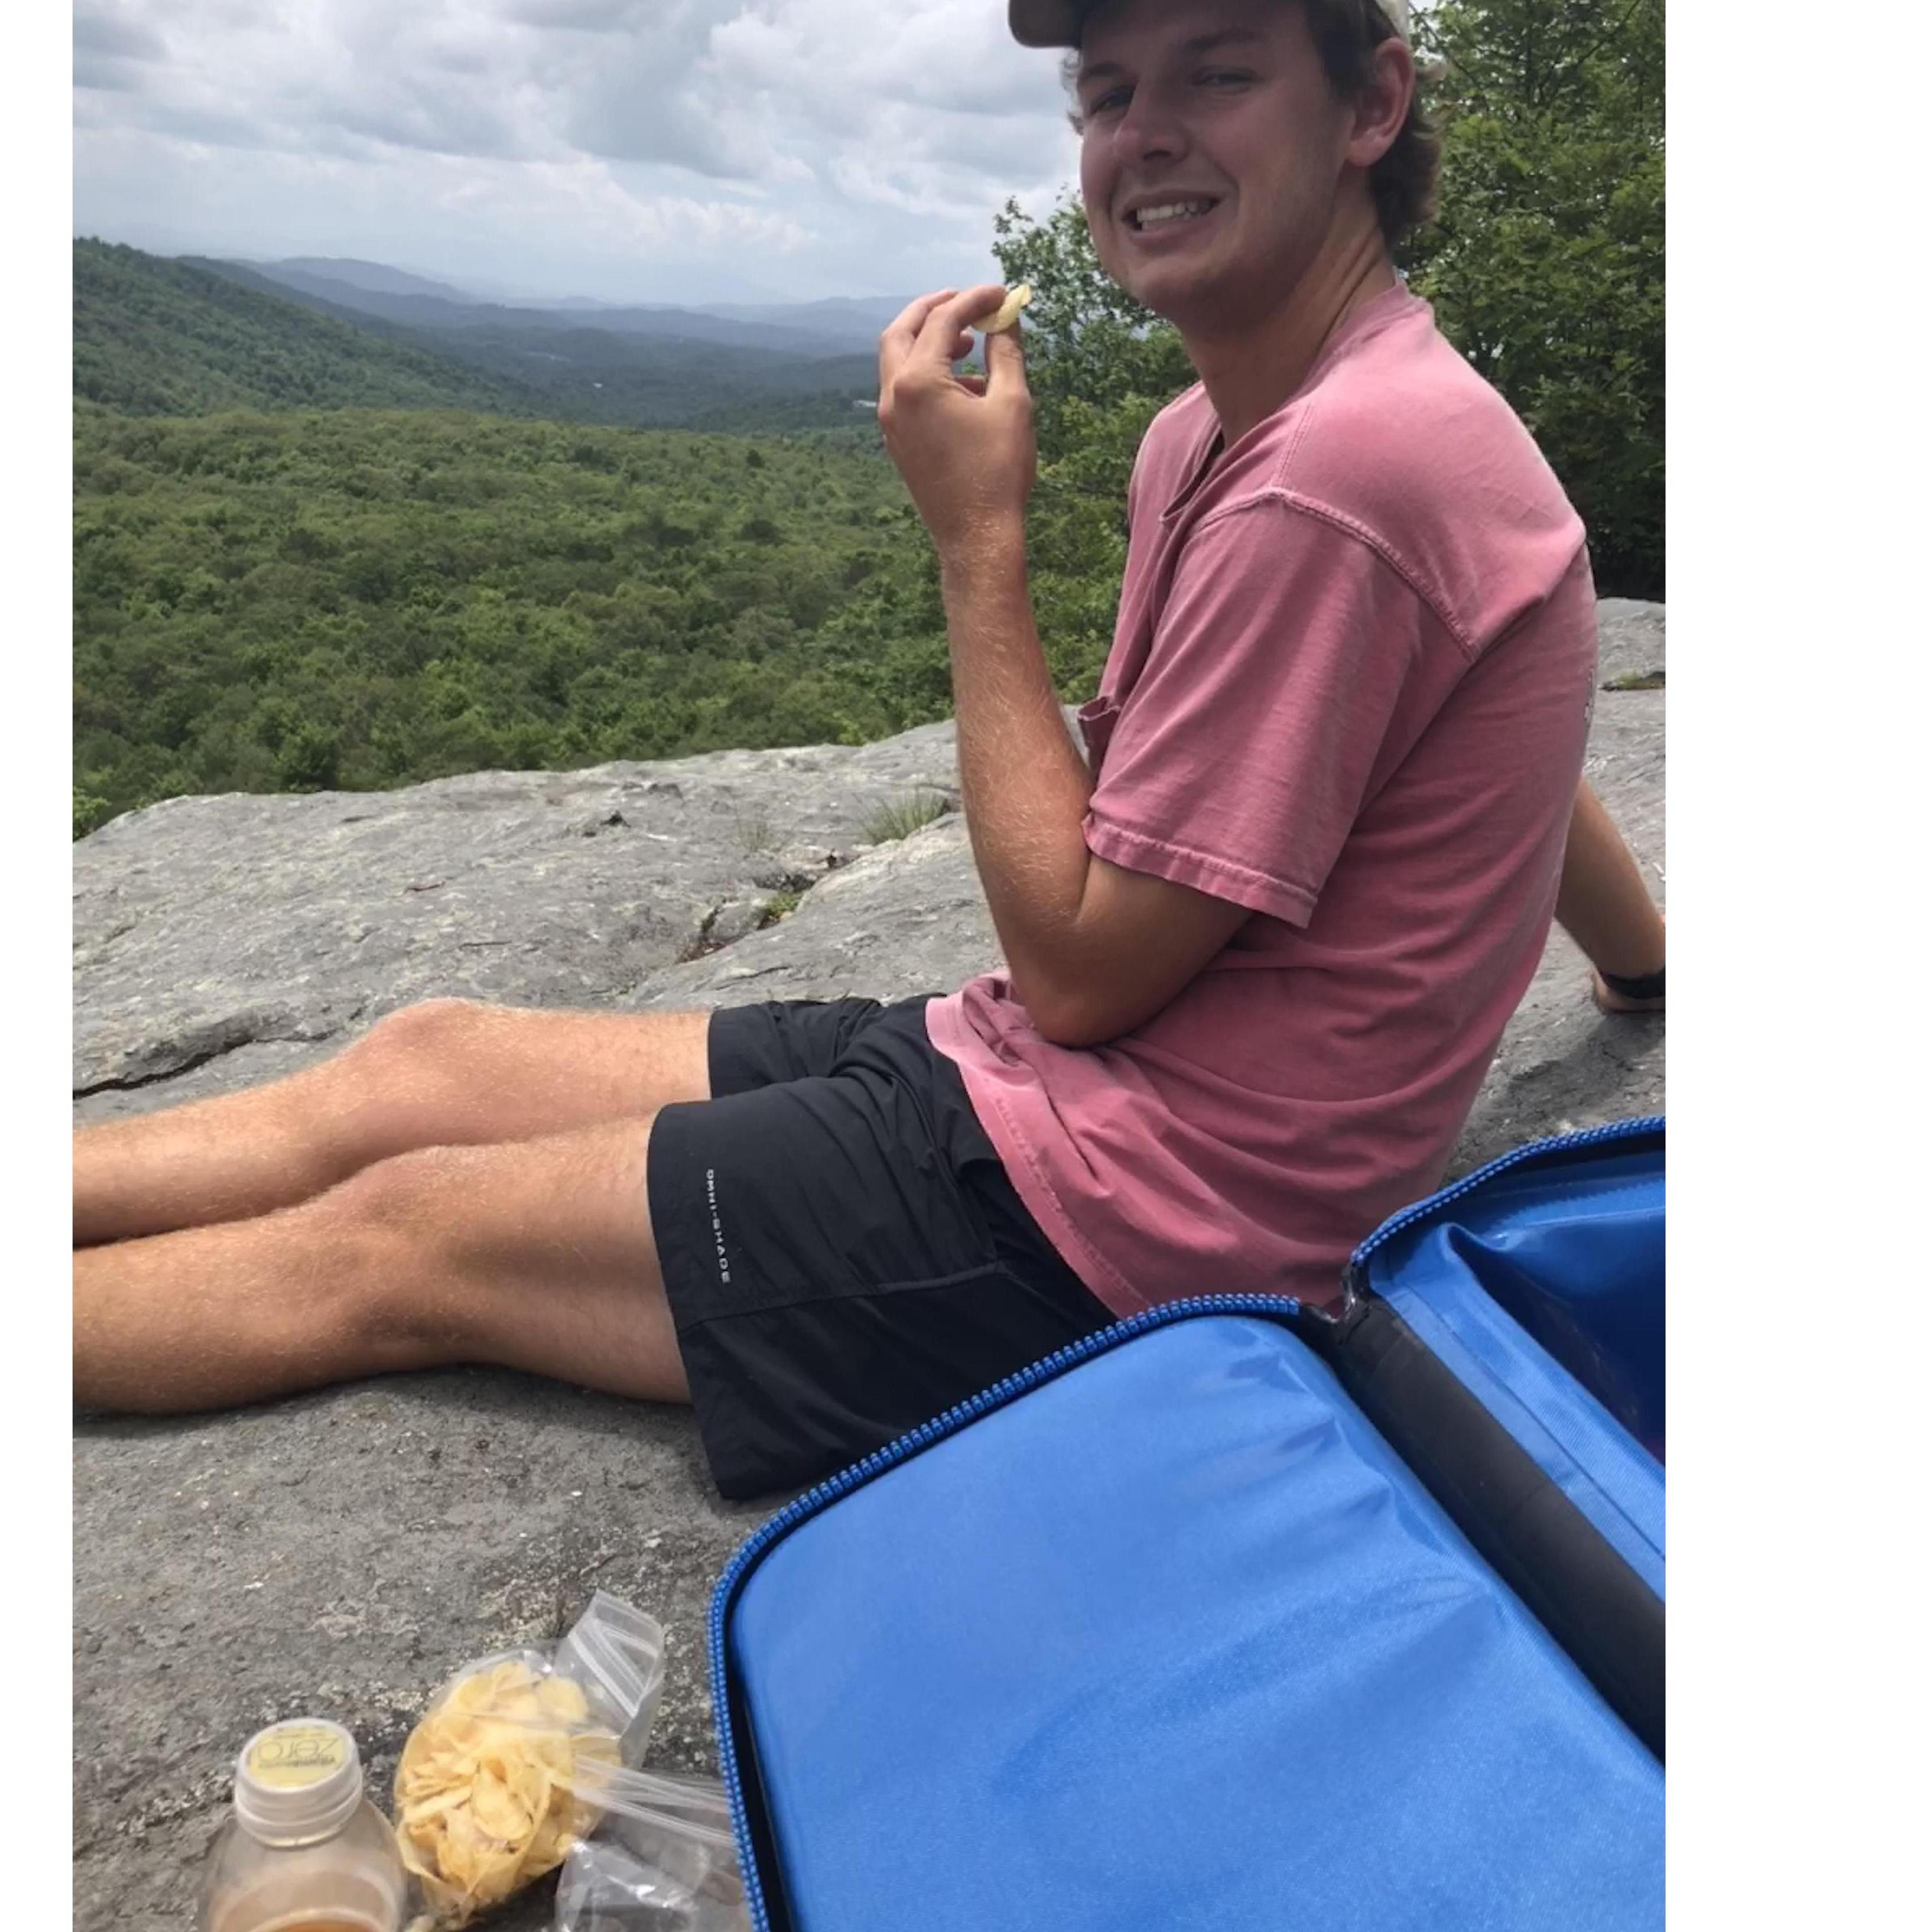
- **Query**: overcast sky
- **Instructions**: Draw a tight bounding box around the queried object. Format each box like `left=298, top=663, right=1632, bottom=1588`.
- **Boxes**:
left=73, top=0, right=1084, bottom=305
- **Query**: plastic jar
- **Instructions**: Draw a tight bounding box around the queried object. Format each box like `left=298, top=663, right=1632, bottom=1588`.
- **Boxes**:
left=197, top=1718, right=408, bottom=1932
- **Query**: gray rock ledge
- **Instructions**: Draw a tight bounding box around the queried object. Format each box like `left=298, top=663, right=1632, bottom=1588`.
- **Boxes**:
left=73, top=599, right=1663, bottom=1930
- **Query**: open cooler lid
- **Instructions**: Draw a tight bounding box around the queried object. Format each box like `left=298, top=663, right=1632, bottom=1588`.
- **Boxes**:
left=712, top=1302, right=1664, bottom=1932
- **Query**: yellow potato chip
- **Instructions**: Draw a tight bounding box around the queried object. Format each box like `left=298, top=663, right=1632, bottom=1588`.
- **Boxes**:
left=523, top=1801, right=576, bottom=1876
left=468, top=1771, right=524, bottom=1841
left=969, top=283, right=1032, bottom=334
left=394, top=1657, right=619, bottom=1926
left=538, top=1675, right=590, bottom=1723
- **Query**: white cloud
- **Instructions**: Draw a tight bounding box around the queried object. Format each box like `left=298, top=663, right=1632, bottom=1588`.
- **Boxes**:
left=71, top=0, right=1083, bottom=301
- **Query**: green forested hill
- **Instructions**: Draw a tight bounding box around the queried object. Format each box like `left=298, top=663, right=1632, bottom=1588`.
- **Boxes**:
left=73, top=0, right=1661, bottom=836
left=74, top=239, right=536, bottom=417
left=74, top=409, right=955, bottom=833
left=80, top=240, right=881, bottom=432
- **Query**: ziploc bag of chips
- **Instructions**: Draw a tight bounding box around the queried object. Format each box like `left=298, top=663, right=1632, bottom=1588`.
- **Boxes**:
left=394, top=1591, right=664, bottom=1929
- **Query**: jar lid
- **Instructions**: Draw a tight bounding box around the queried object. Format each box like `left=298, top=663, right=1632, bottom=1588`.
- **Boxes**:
left=233, top=1718, right=364, bottom=1844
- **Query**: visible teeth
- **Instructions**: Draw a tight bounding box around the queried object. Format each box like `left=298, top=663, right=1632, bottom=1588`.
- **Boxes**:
left=1134, top=200, right=1213, bottom=228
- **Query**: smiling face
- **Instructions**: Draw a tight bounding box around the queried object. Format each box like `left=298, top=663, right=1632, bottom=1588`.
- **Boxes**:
left=1075, top=0, right=1366, bottom=338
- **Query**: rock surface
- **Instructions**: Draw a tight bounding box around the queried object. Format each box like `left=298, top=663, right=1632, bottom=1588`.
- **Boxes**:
left=73, top=600, right=1664, bottom=1930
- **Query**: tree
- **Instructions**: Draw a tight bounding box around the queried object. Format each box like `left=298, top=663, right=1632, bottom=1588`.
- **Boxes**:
left=277, top=722, right=343, bottom=791
left=992, top=196, right=1197, bottom=693
left=991, top=196, right=1194, bottom=465
left=1404, top=0, right=1665, bottom=596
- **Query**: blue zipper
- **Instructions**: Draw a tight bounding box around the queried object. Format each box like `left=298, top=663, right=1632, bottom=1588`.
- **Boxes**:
left=707, top=1291, right=1305, bottom=1932
left=1349, top=1115, right=1663, bottom=1277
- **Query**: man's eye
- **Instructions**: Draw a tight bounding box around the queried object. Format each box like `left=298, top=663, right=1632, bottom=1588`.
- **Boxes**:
left=1198, top=69, right=1253, bottom=88
left=1086, top=86, right=1131, bottom=116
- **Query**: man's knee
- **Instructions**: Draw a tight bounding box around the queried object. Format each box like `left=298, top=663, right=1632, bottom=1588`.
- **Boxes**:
left=321, top=999, right=510, bottom=1166
left=348, top=997, right=498, bottom=1080
left=305, top=1147, right=479, bottom=1356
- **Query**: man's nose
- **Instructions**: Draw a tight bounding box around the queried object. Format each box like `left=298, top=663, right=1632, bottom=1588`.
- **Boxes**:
left=1111, top=81, right=1190, bottom=167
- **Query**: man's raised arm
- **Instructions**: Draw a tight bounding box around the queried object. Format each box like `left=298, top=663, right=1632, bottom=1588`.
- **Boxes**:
left=877, top=286, right=1249, bottom=1048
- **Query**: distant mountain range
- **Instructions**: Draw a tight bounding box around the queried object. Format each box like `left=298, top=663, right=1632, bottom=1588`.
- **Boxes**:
left=699, top=295, right=916, bottom=337
left=73, top=239, right=889, bottom=432
left=251, top=256, right=481, bottom=302
left=221, top=254, right=911, bottom=357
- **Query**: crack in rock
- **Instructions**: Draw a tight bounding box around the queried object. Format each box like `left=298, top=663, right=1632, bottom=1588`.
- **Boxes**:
left=673, top=848, right=853, bottom=964
left=74, top=1010, right=349, bottom=1099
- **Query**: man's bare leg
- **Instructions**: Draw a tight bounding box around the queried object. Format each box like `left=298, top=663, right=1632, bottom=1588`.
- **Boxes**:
left=1555, top=780, right=1666, bottom=1011
left=73, top=1116, right=687, bottom=1414
left=74, top=1001, right=712, bottom=1248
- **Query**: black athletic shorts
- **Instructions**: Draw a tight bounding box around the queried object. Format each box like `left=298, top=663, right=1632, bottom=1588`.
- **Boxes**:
left=646, top=994, right=1116, bottom=1500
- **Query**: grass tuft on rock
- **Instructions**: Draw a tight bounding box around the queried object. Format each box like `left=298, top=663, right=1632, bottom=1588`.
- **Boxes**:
left=863, top=791, right=952, bottom=845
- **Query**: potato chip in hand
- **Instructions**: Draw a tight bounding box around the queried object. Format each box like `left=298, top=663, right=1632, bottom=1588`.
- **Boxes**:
left=969, top=283, right=1032, bottom=334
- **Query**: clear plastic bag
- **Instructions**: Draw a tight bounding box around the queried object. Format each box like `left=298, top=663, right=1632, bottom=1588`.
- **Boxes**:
left=550, top=1592, right=666, bottom=1766
left=395, top=1592, right=666, bottom=1929
left=552, top=1769, right=749, bottom=1932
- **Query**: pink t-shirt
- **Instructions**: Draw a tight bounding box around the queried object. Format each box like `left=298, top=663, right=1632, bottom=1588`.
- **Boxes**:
left=924, top=282, right=1598, bottom=1315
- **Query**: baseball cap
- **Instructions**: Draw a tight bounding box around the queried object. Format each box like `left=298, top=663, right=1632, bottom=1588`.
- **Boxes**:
left=1008, top=0, right=1411, bottom=51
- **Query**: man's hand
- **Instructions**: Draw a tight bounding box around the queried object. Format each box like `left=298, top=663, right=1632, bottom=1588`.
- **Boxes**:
left=878, top=285, right=1036, bottom=560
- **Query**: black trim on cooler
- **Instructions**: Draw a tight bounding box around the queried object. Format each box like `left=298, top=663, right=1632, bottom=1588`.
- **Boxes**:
left=720, top=1678, right=797, bottom=1932
left=1307, top=1283, right=1666, bottom=1762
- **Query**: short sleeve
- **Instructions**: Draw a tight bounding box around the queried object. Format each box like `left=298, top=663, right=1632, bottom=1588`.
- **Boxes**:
left=1083, top=498, right=1436, bottom=927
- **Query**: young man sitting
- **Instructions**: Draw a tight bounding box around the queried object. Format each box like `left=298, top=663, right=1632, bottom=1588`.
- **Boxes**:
left=73, top=0, right=1665, bottom=1501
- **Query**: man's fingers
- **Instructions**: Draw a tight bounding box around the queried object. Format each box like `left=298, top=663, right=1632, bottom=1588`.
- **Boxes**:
left=880, top=283, right=1024, bottom=428
left=914, top=284, right=1008, bottom=367
left=983, top=324, right=1029, bottom=398
left=880, top=289, right=958, bottom=387
left=882, top=289, right=957, bottom=352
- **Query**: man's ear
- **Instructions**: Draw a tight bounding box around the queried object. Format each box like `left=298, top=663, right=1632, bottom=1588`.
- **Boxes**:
left=1346, top=36, right=1414, bottom=171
